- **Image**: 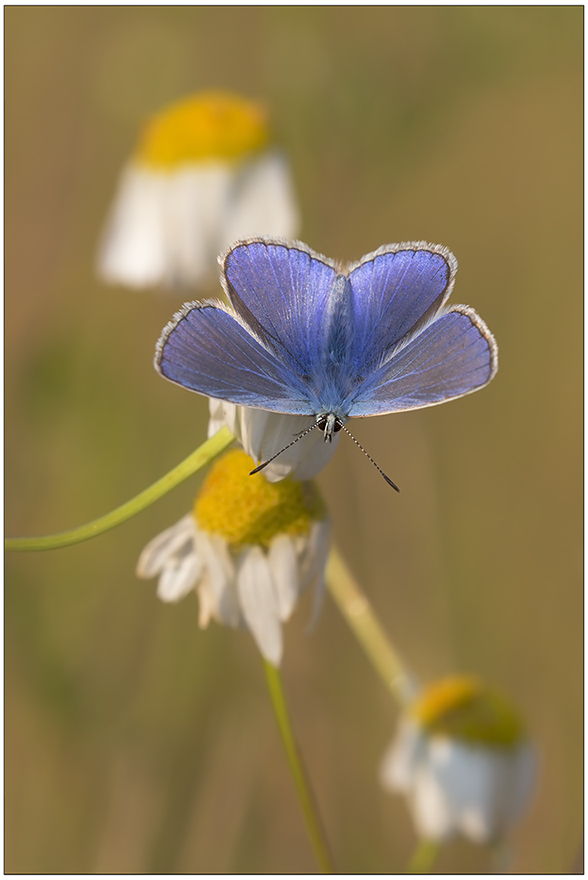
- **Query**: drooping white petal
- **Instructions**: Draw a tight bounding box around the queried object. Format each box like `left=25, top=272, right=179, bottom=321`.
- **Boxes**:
left=424, top=737, right=488, bottom=840
left=222, top=151, right=299, bottom=245
left=97, top=164, right=169, bottom=288
left=209, top=406, right=340, bottom=483
left=426, top=737, right=537, bottom=844
left=195, top=577, right=217, bottom=628
left=207, top=399, right=239, bottom=439
left=247, top=410, right=341, bottom=482
left=410, top=755, right=456, bottom=841
left=382, top=728, right=456, bottom=840
left=267, top=535, right=300, bottom=621
left=157, top=552, right=203, bottom=603
left=380, top=719, right=426, bottom=793
left=194, top=530, right=241, bottom=627
left=164, top=163, right=232, bottom=287
left=236, top=546, right=283, bottom=666
left=136, top=514, right=196, bottom=579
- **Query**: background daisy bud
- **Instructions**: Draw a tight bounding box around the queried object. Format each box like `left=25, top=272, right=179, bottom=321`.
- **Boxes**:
left=207, top=399, right=341, bottom=483
left=379, top=675, right=537, bottom=845
left=136, top=449, right=330, bottom=666
left=97, top=90, right=299, bottom=290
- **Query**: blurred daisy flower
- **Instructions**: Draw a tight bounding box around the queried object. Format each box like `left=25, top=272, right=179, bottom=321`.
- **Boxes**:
left=380, top=675, right=537, bottom=844
left=207, top=399, right=341, bottom=483
left=98, top=90, right=299, bottom=290
left=136, top=449, right=330, bottom=666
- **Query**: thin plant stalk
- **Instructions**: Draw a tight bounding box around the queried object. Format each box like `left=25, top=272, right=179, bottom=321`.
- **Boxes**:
left=5, top=427, right=234, bottom=552
left=408, top=839, right=440, bottom=873
left=326, top=547, right=412, bottom=707
left=263, top=659, right=335, bottom=874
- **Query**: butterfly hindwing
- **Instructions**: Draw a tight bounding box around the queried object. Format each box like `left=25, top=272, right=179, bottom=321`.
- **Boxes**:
left=349, top=307, right=498, bottom=416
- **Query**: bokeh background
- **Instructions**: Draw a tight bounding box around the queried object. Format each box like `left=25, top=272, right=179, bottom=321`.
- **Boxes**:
left=5, top=7, right=582, bottom=874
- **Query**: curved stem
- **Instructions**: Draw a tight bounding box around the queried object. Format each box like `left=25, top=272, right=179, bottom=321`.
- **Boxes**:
left=5, top=427, right=234, bottom=552
left=263, top=659, right=335, bottom=874
left=326, top=547, right=413, bottom=707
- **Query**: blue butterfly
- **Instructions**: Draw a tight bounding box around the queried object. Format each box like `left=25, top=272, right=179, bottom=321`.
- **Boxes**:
left=155, top=238, right=498, bottom=486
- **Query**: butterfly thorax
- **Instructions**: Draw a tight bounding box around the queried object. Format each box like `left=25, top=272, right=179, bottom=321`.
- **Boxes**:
left=304, top=275, right=359, bottom=419
left=321, top=276, right=352, bottom=369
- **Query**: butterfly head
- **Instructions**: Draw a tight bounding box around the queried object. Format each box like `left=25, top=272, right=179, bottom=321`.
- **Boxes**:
left=316, top=412, right=345, bottom=443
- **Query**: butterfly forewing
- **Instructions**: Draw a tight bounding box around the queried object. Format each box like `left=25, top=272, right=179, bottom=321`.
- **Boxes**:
left=222, top=239, right=340, bottom=378
left=156, top=304, right=313, bottom=413
left=347, top=244, right=456, bottom=371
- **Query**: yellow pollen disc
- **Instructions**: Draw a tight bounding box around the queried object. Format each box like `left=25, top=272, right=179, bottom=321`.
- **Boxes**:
left=194, top=450, right=327, bottom=548
left=134, top=90, right=270, bottom=168
left=410, top=675, right=525, bottom=747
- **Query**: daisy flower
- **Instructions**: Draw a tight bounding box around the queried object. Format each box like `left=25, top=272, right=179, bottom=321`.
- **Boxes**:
left=136, top=449, right=330, bottom=666
left=380, top=675, right=537, bottom=844
left=98, top=90, right=299, bottom=290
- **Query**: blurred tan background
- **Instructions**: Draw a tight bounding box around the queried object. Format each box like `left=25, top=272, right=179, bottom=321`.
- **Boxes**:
left=5, top=7, right=582, bottom=874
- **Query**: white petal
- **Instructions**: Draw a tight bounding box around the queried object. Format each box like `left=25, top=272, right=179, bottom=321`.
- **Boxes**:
left=207, top=399, right=238, bottom=439
left=194, top=530, right=241, bottom=627
left=426, top=737, right=532, bottom=844
left=222, top=151, right=300, bottom=244
left=97, top=164, right=169, bottom=288
left=268, top=535, right=300, bottom=621
left=380, top=720, right=425, bottom=793
left=236, top=409, right=340, bottom=482
left=208, top=398, right=340, bottom=483
left=195, top=578, right=216, bottom=628
left=410, top=758, right=456, bottom=841
left=278, top=424, right=341, bottom=481
left=164, top=164, right=232, bottom=287
left=236, top=546, right=283, bottom=666
left=380, top=724, right=456, bottom=841
left=449, top=742, right=537, bottom=842
left=423, top=738, right=488, bottom=841
left=136, top=515, right=196, bottom=579
left=232, top=408, right=270, bottom=465
left=156, top=552, right=202, bottom=603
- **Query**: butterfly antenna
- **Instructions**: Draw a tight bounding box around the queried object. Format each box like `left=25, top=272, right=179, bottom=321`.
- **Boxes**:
left=340, top=425, right=400, bottom=492
left=249, top=420, right=321, bottom=476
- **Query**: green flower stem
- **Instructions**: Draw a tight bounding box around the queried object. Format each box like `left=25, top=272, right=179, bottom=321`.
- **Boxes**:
left=407, top=839, right=440, bottom=873
left=263, top=659, right=335, bottom=874
left=5, top=427, right=234, bottom=553
left=326, top=547, right=411, bottom=707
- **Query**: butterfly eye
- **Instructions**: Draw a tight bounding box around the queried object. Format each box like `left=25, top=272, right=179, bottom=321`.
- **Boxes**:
left=316, top=414, right=344, bottom=436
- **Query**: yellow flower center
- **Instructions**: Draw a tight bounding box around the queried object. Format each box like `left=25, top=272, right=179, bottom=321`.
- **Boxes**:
left=410, top=675, right=525, bottom=747
left=194, top=450, right=327, bottom=547
left=134, top=91, right=270, bottom=169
